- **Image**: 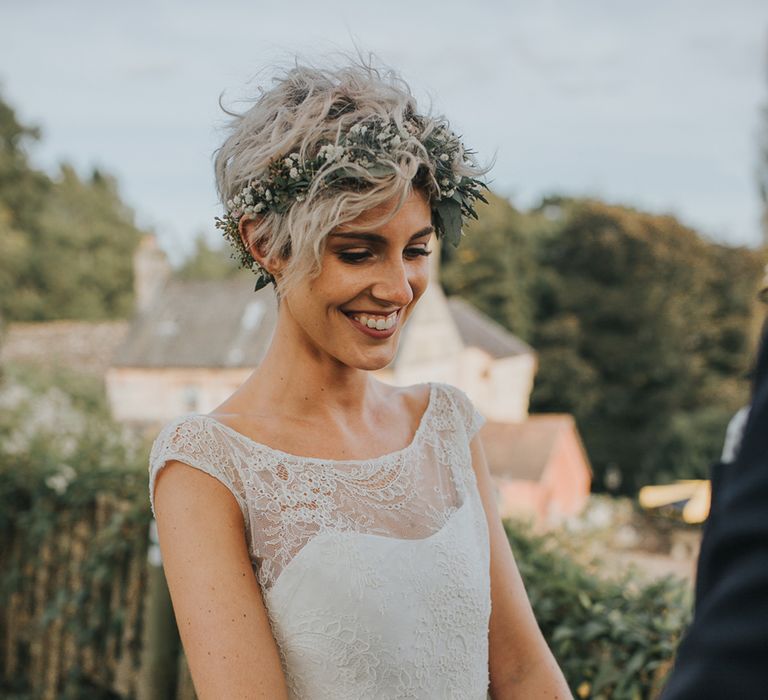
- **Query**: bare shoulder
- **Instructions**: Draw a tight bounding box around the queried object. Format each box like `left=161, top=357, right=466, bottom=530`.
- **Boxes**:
left=153, top=461, right=289, bottom=699
left=382, top=380, right=432, bottom=418
left=154, top=459, right=242, bottom=525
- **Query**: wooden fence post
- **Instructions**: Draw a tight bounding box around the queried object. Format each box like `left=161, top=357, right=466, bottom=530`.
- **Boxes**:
left=137, top=519, right=181, bottom=700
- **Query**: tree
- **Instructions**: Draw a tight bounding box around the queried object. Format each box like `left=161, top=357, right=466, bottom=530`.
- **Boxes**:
left=176, top=232, right=239, bottom=281
left=529, top=200, right=763, bottom=491
left=0, top=94, right=49, bottom=319
left=0, top=92, right=146, bottom=320
left=440, top=192, right=541, bottom=342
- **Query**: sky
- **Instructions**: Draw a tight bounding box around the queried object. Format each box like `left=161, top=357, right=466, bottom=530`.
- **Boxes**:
left=2, top=0, right=767, bottom=264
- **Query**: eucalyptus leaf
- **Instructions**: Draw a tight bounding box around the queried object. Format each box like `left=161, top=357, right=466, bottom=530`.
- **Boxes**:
left=434, top=198, right=463, bottom=247
left=254, top=273, right=273, bottom=292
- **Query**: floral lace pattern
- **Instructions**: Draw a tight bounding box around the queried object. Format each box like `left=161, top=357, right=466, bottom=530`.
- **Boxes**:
left=149, top=381, right=491, bottom=699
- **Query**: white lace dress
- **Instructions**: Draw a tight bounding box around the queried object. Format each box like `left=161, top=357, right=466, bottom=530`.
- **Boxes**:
left=148, top=381, right=491, bottom=699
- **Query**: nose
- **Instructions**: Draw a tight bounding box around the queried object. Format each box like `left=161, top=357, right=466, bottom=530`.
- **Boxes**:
left=370, top=255, right=417, bottom=308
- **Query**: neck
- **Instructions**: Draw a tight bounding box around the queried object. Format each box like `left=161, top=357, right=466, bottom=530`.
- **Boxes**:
left=234, top=306, right=383, bottom=420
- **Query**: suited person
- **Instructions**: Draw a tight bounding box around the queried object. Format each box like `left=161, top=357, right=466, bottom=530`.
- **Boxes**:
left=660, top=315, right=768, bottom=699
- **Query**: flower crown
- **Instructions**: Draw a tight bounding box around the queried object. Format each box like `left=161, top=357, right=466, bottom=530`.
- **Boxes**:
left=215, top=115, right=488, bottom=291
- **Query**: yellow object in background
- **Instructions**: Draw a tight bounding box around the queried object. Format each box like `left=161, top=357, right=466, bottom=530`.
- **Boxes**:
left=638, top=480, right=711, bottom=524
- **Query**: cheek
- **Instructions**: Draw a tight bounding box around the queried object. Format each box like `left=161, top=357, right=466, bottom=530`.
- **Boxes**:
left=411, top=262, right=431, bottom=296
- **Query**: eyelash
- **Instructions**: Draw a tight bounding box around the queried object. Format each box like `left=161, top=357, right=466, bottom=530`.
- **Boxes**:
left=338, top=248, right=433, bottom=263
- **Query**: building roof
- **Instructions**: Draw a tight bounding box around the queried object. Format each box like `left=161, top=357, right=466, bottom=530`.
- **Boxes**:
left=112, top=275, right=277, bottom=368
left=447, top=296, right=533, bottom=359
left=480, top=414, right=586, bottom=481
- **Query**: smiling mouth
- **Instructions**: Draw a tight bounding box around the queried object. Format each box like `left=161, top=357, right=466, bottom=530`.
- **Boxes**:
left=342, top=309, right=401, bottom=337
left=345, top=310, right=399, bottom=330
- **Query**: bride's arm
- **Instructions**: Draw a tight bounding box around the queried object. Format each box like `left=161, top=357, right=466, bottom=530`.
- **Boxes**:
left=469, top=436, right=572, bottom=700
left=153, top=460, right=290, bottom=700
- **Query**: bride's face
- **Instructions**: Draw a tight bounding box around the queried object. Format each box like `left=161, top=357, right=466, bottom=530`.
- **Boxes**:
left=282, top=188, right=433, bottom=371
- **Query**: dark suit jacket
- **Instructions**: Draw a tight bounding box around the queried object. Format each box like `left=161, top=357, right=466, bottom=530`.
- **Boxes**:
left=661, top=324, right=768, bottom=699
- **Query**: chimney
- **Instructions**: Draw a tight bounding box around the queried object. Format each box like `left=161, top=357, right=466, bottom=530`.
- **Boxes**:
left=133, top=234, right=172, bottom=315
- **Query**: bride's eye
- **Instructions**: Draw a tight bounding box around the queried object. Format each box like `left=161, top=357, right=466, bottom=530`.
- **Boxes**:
left=337, top=247, right=432, bottom=263
left=405, top=247, right=432, bottom=259
left=338, top=250, right=372, bottom=263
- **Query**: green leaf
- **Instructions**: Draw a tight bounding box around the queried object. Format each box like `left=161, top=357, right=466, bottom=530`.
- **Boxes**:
left=434, top=198, right=463, bottom=247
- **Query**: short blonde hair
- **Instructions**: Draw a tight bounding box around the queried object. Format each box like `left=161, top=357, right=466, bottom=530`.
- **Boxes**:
left=213, top=55, right=486, bottom=300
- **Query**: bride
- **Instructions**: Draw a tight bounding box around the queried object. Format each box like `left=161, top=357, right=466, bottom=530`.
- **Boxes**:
left=149, top=56, right=571, bottom=699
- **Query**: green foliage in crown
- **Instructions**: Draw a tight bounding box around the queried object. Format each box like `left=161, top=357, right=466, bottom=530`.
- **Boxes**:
left=215, top=116, right=488, bottom=291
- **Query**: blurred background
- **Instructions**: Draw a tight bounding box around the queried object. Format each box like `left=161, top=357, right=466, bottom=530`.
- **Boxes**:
left=1, top=1, right=767, bottom=698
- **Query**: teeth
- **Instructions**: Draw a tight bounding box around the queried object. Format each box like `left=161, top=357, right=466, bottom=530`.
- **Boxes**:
left=350, top=311, right=398, bottom=331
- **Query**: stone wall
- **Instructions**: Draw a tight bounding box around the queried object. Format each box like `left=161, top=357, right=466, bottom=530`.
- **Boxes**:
left=0, top=320, right=130, bottom=376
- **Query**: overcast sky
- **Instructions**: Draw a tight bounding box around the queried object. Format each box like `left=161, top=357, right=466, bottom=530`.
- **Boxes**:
left=2, top=0, right=767, bottom=264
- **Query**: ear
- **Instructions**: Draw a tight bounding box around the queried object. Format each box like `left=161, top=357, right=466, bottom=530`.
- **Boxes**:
left=238, top=217, right=286, bottom=276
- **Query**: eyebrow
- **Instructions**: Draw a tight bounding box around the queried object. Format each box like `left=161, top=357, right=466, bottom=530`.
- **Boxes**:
left=329, top=226, right=434, bottom=244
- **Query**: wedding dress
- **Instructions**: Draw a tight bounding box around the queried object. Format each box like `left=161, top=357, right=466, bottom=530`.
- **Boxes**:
left=148, top=381, right=491, bottom=699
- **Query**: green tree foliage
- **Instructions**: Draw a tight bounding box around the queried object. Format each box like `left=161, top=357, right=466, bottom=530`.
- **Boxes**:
left=176, top=232, right=240, bottom=281
left=0, top=96, right=49, bottom=320
left=0, top=92, right=144, bottom=321
left=32, top=165, right=141, bottom=319
left=440, top=192, right=542, bottom=342
left=0, top=96, right=48, bottom=233
left=530, top=200, right=763, bottom=491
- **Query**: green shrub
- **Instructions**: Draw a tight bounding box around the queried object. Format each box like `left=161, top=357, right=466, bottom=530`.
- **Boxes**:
left=506, top=520, right=691, bottom=700
left=0, top=365, right=152, bottom=696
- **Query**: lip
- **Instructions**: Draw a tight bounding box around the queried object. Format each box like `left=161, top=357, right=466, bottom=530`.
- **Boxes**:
left=342, top=309, right=401, bottom=315
left=343, top=309, right=400, bottom=339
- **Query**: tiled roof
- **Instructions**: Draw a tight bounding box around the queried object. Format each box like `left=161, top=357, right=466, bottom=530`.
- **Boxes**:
left=112, top=275, right=277, bottom=368
left=447, top=296, right=533, bottom=358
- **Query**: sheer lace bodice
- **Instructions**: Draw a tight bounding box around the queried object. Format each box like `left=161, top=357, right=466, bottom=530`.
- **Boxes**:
left=149, top=381, right=491, bottom=699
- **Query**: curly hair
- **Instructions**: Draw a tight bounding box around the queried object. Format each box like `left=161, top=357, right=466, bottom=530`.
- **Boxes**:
left=213, top=54, right=487, bottom=300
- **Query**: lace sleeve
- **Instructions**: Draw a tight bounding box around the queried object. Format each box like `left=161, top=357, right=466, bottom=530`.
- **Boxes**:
left=444, top=384, right=486, bottom=441
left=148, top=416, right=248, bottom=527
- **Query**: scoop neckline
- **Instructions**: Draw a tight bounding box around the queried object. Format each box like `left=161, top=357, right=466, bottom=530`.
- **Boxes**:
left=196, top=381, right=437, bottom=465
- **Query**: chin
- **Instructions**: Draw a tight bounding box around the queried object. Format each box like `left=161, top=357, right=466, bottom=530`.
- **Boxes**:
left=345, top=346, right=397, bottom=372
